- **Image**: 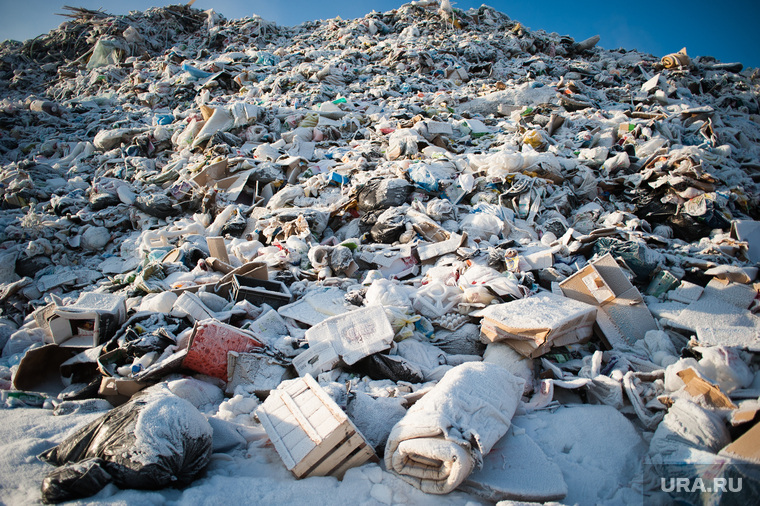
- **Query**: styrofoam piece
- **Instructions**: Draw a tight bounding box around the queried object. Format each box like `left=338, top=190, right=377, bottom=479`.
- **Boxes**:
left=432, top=312, right=470, bottom=331
left=226, top=351, right=288, bottom=395
left=412, top=281, right=461, bottom=319
left=305, top=305, right=394, bottom=365
left=703, top=279, right=757, bottom=309
left=667, top=281, right=704, bottom=304
left=278, top=287, right=353, bottom=326
left=172, top=291, right=215, bottom=323
left=256, top=374, right=376, bottom=479
left=519, top=248, right=554, bottom=270
left=292, top=341, right=341, bottom=377
left=695, top=326, right=760, bottom=351
left=669, top=296, right=760, bottom=334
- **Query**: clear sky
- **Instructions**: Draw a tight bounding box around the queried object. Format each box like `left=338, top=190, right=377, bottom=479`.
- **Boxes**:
left=0, top=1, right=758, bottom=68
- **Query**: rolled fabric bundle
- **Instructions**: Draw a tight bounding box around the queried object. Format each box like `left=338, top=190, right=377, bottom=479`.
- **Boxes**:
left=384, top=362, right=525, bottom=494
left=661, top=47, right=690, bottom=69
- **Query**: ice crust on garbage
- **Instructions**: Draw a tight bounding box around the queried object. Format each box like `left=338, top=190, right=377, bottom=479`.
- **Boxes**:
left=0, top=1, right=759, bottom=505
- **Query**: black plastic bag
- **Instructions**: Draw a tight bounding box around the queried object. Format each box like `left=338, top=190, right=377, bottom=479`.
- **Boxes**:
left=593, top=237, right=659, bottom=282
left=38, top=389, right=213, bottom=503
left=353, top=353, right=424, bottom=383
left=41, top=458, right=113, bottom=504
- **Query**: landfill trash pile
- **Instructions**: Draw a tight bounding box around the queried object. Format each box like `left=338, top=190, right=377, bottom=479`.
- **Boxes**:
left=1, top=1, right=759, bottom=504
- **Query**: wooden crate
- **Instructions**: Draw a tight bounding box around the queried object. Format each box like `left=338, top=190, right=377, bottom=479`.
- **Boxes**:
left=256, top=374, right=376, bottom=479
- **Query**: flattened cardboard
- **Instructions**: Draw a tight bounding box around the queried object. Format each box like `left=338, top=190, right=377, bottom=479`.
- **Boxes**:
left=721, top=420, right=760, bottom=464
left=677, top=368, right=737, bottom=409
left=559, top=253, right=657, bottom=348
left=191, top=158, right=229, bottom=187
left=12, top=344, right=77, bottom=393
left=206, top=236, right=230, bottom=264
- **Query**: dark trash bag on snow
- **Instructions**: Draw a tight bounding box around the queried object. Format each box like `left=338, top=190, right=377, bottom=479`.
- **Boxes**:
left=38, top=390, right=213, bottom=503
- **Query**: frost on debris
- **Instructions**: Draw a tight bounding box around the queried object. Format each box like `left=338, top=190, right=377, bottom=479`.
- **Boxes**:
left=0, top=1, right=758, bottom=505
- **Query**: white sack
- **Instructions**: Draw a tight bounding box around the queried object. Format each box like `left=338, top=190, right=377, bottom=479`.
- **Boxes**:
left=384, top=361, right=524, bottom=494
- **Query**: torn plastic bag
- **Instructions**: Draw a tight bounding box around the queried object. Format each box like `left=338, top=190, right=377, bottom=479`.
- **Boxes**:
left=593, top=237, right=662, bottom=282
left=370, top=207, right=407, bottom=243
left=38, top=388, right=212, bottom=503
left=352, top=353, right=424, bottom=383
left=357, top=178, right=412, bottom=212
left=40, top=458, right=113, bottom=504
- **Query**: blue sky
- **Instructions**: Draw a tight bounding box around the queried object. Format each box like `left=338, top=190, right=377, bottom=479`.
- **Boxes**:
left=0, top=1, right=758, bottom=68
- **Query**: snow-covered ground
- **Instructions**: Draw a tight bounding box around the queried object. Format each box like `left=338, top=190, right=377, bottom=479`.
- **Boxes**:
left=0, top=392, right=646, bottom=505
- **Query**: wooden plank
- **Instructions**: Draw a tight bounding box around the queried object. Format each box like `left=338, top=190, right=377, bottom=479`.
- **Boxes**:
left=257, top=409, right=297, bottom=469
left=311, top=405, right=340, bottom=437
left=331, top=444, right=376, bottom=479
left=292, top=422, right=353, bottom=477
left=288, top=436, right=319, bottom=467
left=308, top=432, right=366, bottom=477
left=281, top=425, right=310, bottom=454
left=304, top=374, right=348, bottom=422
left=281, top=391, right=322, bottom=444
left=283, top=377, right=310, bottom=397
left=294, top=394, right=323, bottom=418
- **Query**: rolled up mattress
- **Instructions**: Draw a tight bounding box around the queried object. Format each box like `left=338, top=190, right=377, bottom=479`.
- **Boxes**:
left=384, top=361, right=525, bottom=494
left=661, top=48, right=690, bottom=69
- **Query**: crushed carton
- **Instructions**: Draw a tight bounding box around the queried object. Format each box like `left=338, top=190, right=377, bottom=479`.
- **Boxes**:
left=675, top=367, right=737, bottom=409
left=44, top=293, right=126, bottom=347
left=12, top=344, right=77, bottom=393
left=98, top=376, right=148, bottom=403
left=479, top=292, right=597, bottom=358
left=559, top=253, right=657, bottom=348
